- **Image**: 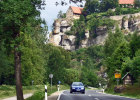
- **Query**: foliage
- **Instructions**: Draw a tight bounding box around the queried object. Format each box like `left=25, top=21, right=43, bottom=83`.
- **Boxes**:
left=21, top=34, right=45, bottom=85
left=100, top=0, right=118, bottom=12
left=0, top=85, right=44, bottom=99
left=87, top=15, right=115, bottom=38
left=0, top=0, right=44, bottom=99
left=104, top=28, right=124, bottom=57
left=106, top=42, right=130, bottom=80
left=64, top=69, right=80, bottom=85
left=26, top=91, right=44, bottom=100
left=84, top=0, right=118, bottom=13
left=0, top=41, right=14, bottom=85
left=84, top=0, right=100, bottom=14
left=115, top=8, right=140, bottom=15
left=106, top=9, right=115, bottom=16
left=104, top=28, right=140, bottom=84
left=80, top=67, right=98, bottom=87
left=106, top=83, right=140, bottom=99
left=44, top=44, right=71, bottom=84
left=69, top=45, right=104, bottom=86
left=135, top=0, right=140, bottom=8
left=57, top=10, right=66, bottom=18
left=65, top=16, right=86, bottom=47
left=129, top=32, right=140, bottom=58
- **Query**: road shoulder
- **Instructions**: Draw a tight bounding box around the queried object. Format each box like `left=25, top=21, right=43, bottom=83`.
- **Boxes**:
left=48, top=91, right=64, bottom=100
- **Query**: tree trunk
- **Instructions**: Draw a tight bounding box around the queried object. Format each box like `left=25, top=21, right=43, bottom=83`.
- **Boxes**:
left=14, top=30, right=24, bottom=100
left=14, top=46, right=24, bottom=100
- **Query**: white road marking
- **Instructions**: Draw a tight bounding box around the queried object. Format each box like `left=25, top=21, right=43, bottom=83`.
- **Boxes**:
left=57, top=91, right=64, bottom=100
left=94, top=98, right=100, bottom=100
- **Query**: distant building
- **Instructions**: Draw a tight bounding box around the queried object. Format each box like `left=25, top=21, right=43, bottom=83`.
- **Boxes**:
left=122, top=72, right=133, bottom=85
left=119, top=0, right=135, bottom=5
left=66, top=6, right=83, bottom=19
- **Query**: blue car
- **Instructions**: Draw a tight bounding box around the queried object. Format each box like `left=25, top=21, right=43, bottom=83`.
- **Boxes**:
left=70, top=82, right=85, bottom=94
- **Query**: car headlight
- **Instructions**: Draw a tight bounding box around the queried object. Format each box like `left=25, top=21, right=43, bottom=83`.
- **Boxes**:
left=72, top=87, right=75, bottom=89
left=81, top=88, right=84, bottom=90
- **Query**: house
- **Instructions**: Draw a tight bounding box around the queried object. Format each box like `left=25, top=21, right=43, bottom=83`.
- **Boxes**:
left=66, top=6, right=83, bottom=19
left=119, top=0, right=135, bottom=5
left=122, top=72, right=133, bottom=85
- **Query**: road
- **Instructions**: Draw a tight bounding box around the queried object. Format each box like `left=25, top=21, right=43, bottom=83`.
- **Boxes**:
left=56, top=90, right=140, bottom=100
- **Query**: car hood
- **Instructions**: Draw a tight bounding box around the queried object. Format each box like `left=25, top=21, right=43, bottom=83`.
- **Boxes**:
left=72, top=86, right=84, bottom=88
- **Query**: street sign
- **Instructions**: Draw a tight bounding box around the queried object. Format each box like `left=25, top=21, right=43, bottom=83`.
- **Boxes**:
left=58, top=81, right=61, bottom=84
left=49, top=74, right=53, bottom=91
left=49, top=74, right=53, bottom=78
left=115, top=73, right=121, bottom=78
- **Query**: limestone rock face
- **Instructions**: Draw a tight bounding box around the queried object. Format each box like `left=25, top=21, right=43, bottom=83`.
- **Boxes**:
left=50, top=13, right=140, bottom=51
left=60, top=35, right=76, bottom=51
left=110, top=13, right=140, bottom=34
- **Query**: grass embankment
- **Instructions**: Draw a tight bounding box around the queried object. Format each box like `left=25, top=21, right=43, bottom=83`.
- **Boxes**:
left=26, top=84, right=69, bottom=100
left=0, top=85, right=44, bottom=100
left=106, top=83, right=140, bottom=99
left=0, top=84, right=69, bottom=100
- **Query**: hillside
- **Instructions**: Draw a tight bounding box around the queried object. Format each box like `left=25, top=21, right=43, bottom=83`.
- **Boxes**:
left=49, top=12, right=140, bottom=51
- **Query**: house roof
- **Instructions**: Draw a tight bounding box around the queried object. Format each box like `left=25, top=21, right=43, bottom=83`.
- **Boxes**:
left=122, top=72, right=131, bottom=80
left=119, top=0, right=134, bottom=5
left=70, top=6, right=83, bottom=14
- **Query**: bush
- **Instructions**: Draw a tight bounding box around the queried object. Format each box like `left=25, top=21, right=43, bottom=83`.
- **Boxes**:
left=115, top=7, right=122, bottom=15
left=26, top=91, right=44, bottom=100
left=107, top=9, right=115, bottom=16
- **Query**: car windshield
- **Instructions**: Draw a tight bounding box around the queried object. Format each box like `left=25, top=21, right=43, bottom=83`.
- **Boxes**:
left=72, top=82, right=83, bottom=86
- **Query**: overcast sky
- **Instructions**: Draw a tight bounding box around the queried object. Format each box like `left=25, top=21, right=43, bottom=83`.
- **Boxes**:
left=40, top=0, right=85, bottom=32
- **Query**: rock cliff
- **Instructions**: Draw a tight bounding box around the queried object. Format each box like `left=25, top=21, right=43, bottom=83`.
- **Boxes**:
left=49, top=13, right=140, bottom=51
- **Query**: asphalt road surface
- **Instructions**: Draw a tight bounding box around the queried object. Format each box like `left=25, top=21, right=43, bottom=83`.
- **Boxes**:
left=58, top=90, right=140, bottom=100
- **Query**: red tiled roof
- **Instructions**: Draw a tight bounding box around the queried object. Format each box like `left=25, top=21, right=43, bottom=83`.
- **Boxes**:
left=119, top=0, right=134, bottom=4
left=70, top=6, right=83, bottom=14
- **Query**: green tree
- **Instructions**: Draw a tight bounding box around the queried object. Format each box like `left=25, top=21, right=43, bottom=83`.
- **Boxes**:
left=131, top=50, right=140, bottom=81
left=81, top=67, right=98, bottom=86
left=0, top=0, right=43, bottom=99
left=57, top=10, right=66, bottom=18
left=66, top=16, right=86, bottom=47
left=87, top=15, right=115, bottom=38
left=107, top=42, right=130, bottom=80
left=134, top=0, right=140, bottom=8
left=130, top=32, right=140, bottom=58
left=45, top=44, right=71, bottom=84
left=0, top=41, right=14, bottom=85
left=104, top=28, right=124, bottom=57
left=64, top=69, right=80, bottom=85
left=100, top=0, right=118, bottom=12
left=84, top=0, right=100, bottom=14
left=122, top=50, right=140, bottom=82
left=21, top=33, right=45, bottom=85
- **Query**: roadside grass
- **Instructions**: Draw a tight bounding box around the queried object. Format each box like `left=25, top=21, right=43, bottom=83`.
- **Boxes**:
left=26, top=84, right=69, bottom=100
left=106, top=83, right=140, bottom=99
left=0, top=84, right=69, bottom=100
left=0, top=85, right=44, bottom=100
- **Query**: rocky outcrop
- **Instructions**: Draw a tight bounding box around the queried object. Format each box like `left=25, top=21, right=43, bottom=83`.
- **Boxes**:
left=49, top=13, right=140, bottom=51
left=110, top=13, right=140, bottom=34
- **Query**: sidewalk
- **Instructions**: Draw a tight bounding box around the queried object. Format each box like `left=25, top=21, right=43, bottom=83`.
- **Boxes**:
left=2, top=93, right=33, bottom=100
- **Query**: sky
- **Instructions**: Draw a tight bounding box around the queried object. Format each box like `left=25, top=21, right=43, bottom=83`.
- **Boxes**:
left=40, top=0, right=85, bottom=32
